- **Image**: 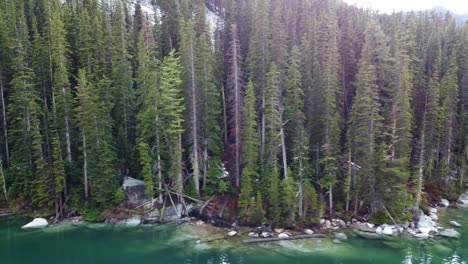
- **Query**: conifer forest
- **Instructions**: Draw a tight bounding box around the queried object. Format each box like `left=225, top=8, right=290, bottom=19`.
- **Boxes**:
left=0, top=0, right=467, bottom=226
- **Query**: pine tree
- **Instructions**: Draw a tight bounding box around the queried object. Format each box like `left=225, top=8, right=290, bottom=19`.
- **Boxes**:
left=238, top=80, right=259, bottom=220
left=180, top=18, right=201, bottom=195
left=225, top=24, right=243, bottom=189
left=159, top=50, right=184, bottom=193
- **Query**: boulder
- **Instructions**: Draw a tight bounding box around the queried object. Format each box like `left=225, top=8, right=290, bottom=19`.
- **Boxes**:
left=22, top=218, right=48, bottom=229
left=319, top=219, right=326, bottom=225
left=382, top=225, right=394, bottom=236
left=325, top=220, right=332, bottom=229
left=195, top=220, right=205, bottom=226
left=449, top=221, right=462, bottom=227
left=417, top=219, right=434, bottom=234
left=142, top=209, right=160, bottom=224
left=248, top=232, right=258, bottom=238
left=351, top=223, right=375, bottom=233
left=413, top=209, right=425, bottom=221
left=122, top=177, right=147, bottom=205
left=260, top=231, right=272, bottom=238
left=430, top=213, right=438, bottom=221
left=227, top=230, right=237, bottom=237
left=125, top=216, right=141, bottom=227
left=335, top=232, right=348, bottom=240
left=429, top=208, right=437, bottom=214
left=163, top=204, right=183, bottom=221
left=440, top=199, right=450, bottom=207
left=304, top=229, right=314, bottom=235
left=413, top=233, right=429, bottom=239
left=439, top=229, right=460, bottom=238
left=332, top=239, right=342, bottom=244
left=375, top=226, right=383, bottom=234
left=278, top=233, right=289, bottom=238
left=274, top=228, right=284, bottom=233
left=337, top=219, right=346, bottom=227
left=458, top=190, right=468, bottom=205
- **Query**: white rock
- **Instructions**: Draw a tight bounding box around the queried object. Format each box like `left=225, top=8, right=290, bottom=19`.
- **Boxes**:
left=274, top=228, right=284, bottom=233
left=278, top=233, right=289, bottom=238
left=429, top=207, right=437, bottom=213
left=375, top=226, right=383, bottom=234
left=382, top=226, right=394, bottom=235
left=430, top=213, right=438, bottom=221
left=325, top=220, right=332, bottom=228
left=450, top=221, right=462, bottom=227
left=304, top=229, right=314, bottom=235
left=367, top=223, right=375, bottom=228
left=227, top=230, right=237, bottom=237
left=22, top=218, right=48, bottom=229
left=195, top=220, right=205, bottom=226
left=248, top=232, right=258, bottom=238
left=440, top=199, right=450, bottom=207
left=417, top=220, right=433, bottom=234
left=125, top=216, right=141, bottom=227
left=319, top=219, right=326, bottom=225
left=338, top=219, right=346, bottom=226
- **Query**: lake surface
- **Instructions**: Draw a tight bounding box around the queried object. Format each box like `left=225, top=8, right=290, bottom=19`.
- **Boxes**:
left=1, top=208, right=467, bottom=264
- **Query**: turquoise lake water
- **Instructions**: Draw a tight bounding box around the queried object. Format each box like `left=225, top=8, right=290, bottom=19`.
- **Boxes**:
left=0, top=208, right=467, bottom=264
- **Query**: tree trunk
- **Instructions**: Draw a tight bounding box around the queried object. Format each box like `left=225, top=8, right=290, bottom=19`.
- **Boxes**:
left=0, top=160, right=7, bottom=200
left=189, top=34, right=200, bottom=195
left=0, top=76, right=9, bottom=164
left=82, top=130, right=89, bottom=198
left=280, top=110, right=287, bottom=179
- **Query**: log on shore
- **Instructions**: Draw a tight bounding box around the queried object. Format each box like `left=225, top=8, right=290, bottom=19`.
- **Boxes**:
left=243, top=234, right=326, bottom=244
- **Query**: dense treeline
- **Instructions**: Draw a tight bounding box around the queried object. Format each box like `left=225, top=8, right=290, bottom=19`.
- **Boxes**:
left=0, top=0, right=466, bottom=226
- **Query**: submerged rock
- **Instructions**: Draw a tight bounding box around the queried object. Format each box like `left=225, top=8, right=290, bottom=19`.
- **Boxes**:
left=22, top=218, right=48, bottom=229
left=413, top=233, right=429, bottom=239
left=332, top=238, right=342, bottom=244
left=335, top=232, right=348, bottom=240
left=439, top=229, right=460, bottom=238
left=449, top=221, right=462, bottom=227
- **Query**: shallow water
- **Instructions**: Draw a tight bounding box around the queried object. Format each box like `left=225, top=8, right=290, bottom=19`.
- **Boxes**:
left=0, top=208, right=467, bottom=264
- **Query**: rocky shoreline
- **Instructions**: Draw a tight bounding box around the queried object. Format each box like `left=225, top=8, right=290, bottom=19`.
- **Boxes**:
left=17, top=190, right=468, bottom=245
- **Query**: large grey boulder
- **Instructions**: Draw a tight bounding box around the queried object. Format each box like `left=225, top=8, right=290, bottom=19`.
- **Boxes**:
left=122, top=177, right=147, bottom=205
left=458, top=191, right=468, bottom=205
left=22, top=218, right=48, bottom=229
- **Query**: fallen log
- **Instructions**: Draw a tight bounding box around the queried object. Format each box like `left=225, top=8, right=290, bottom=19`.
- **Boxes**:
left=243, top=234, right=326, bottom=244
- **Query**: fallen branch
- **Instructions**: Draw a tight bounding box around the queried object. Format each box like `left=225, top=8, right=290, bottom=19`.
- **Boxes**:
left=243, top=234, right=326, bottom=244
